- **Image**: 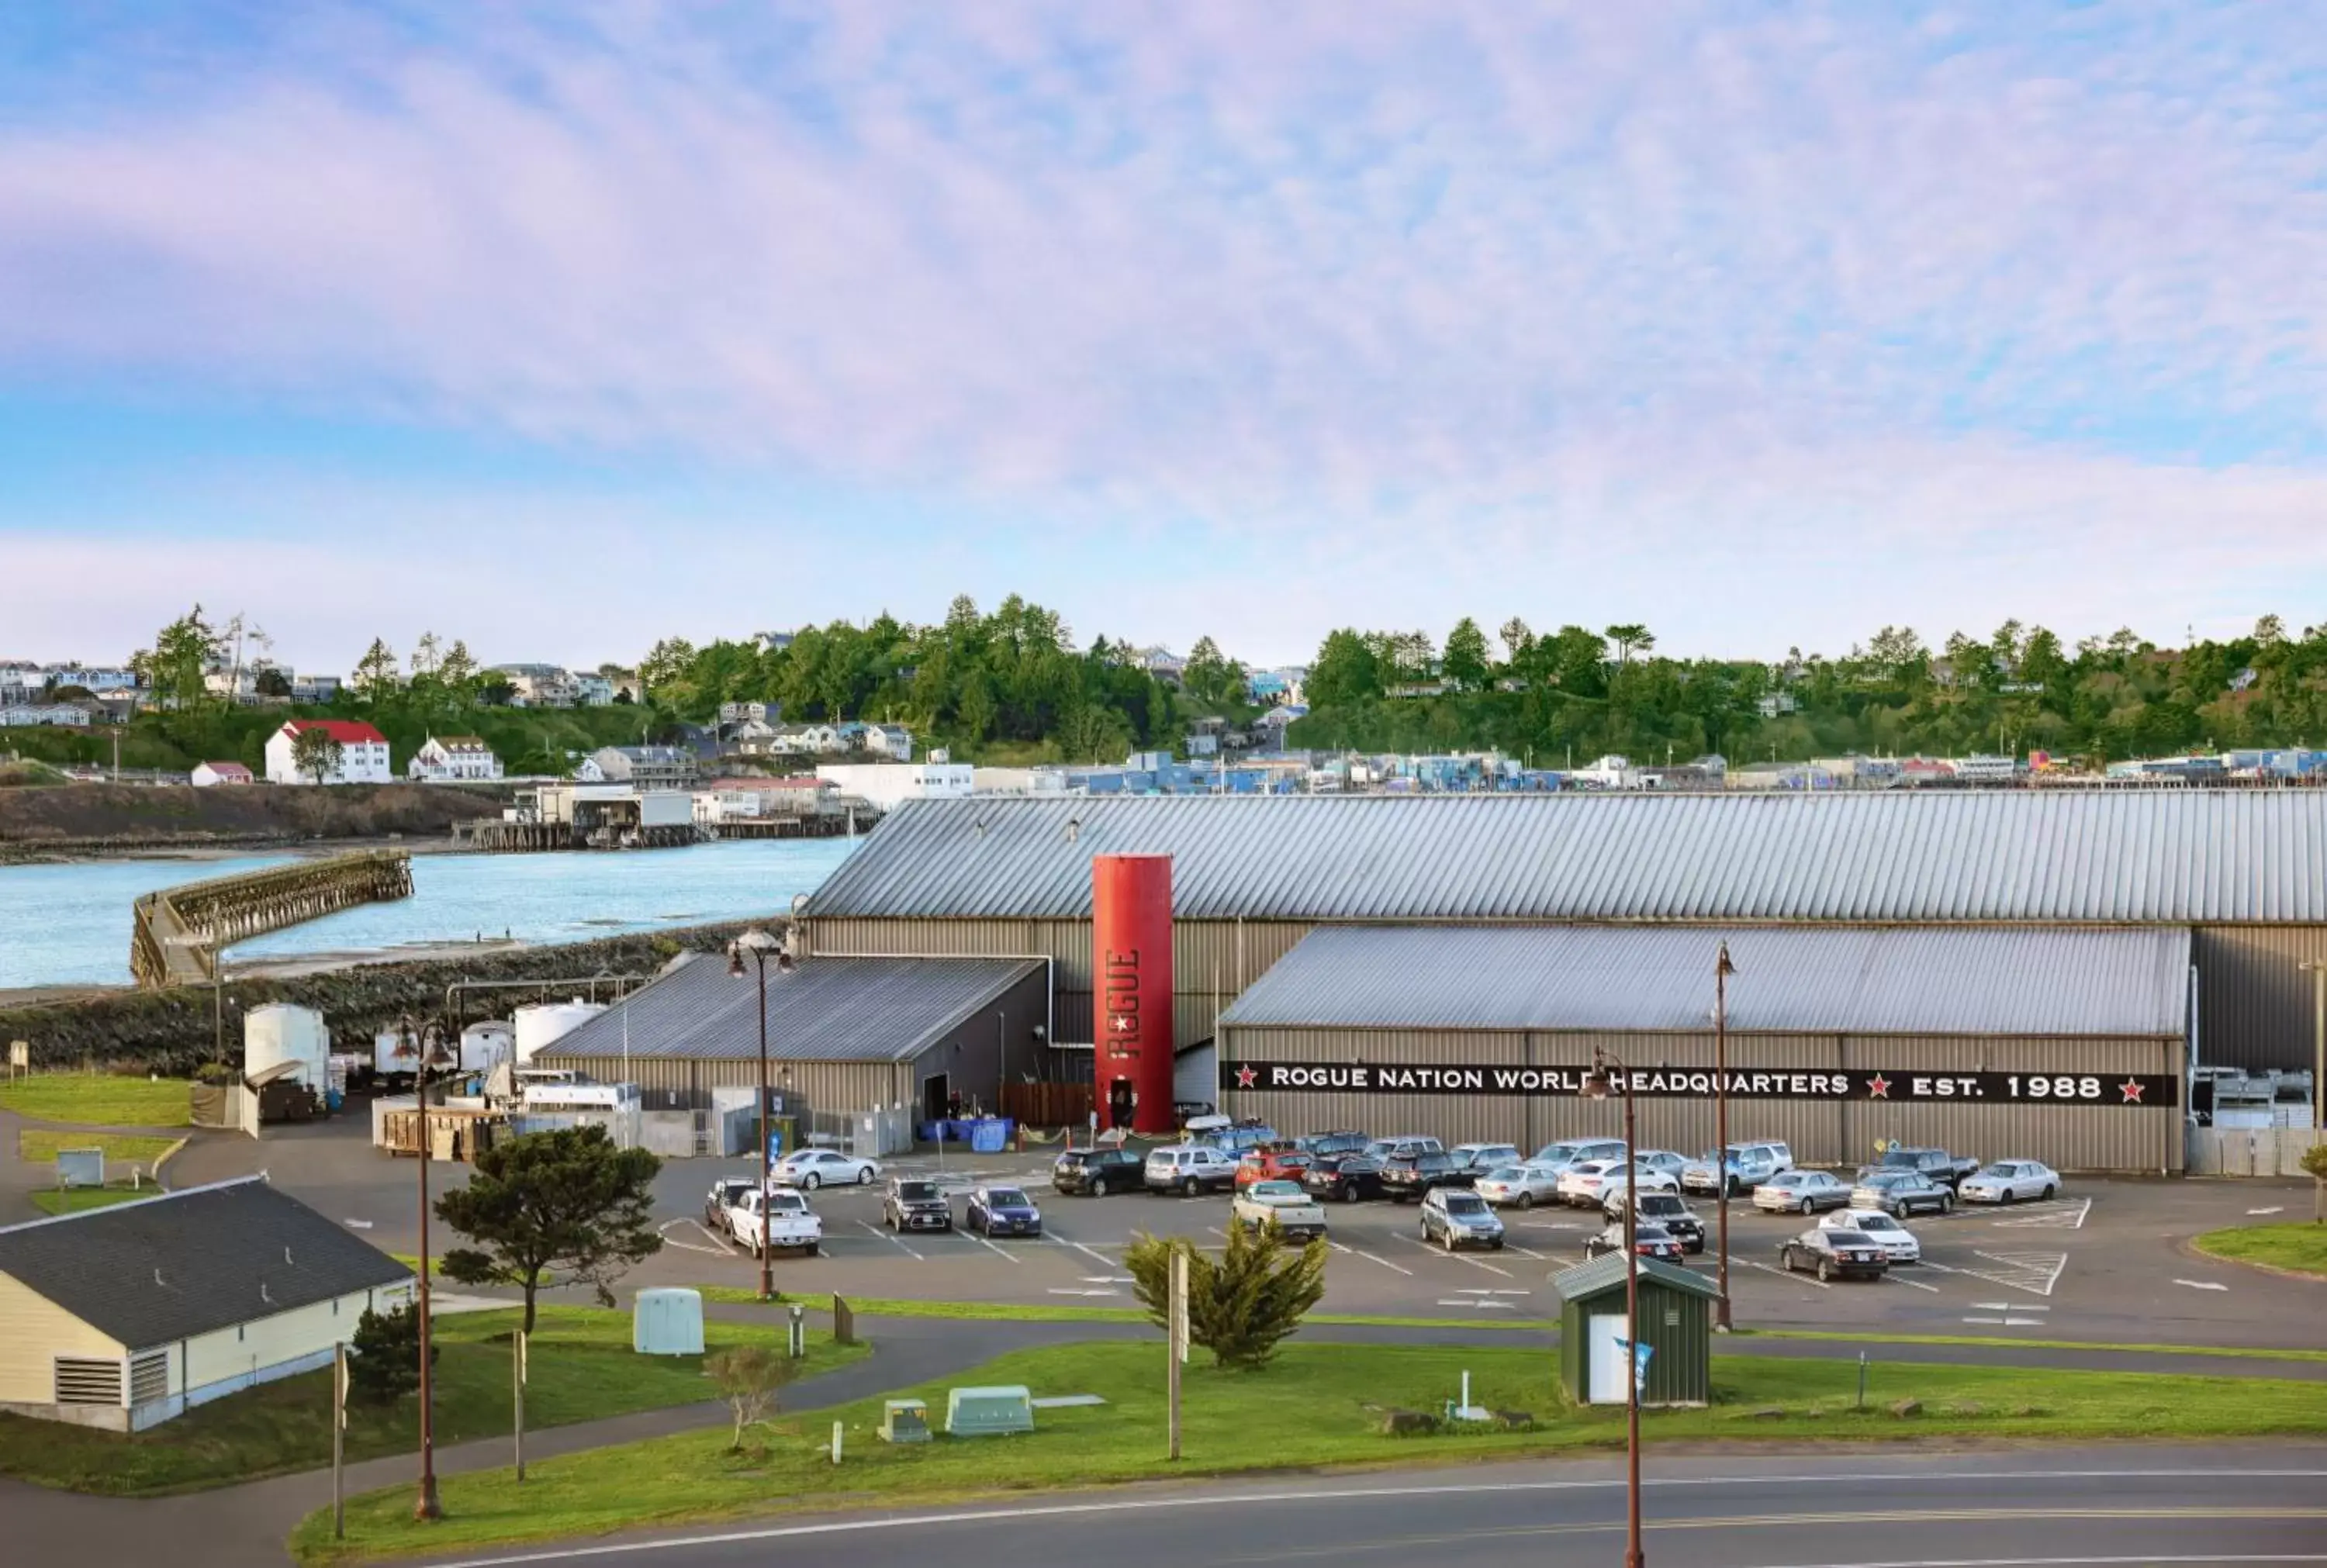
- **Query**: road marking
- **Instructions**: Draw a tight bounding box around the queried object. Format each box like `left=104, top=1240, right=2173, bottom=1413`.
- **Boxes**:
left=1047, top=1288, right=1119, bottom=1297
left=1080, top=1275, right=1133, bottom=1284
left=957, top=1228, right=1022, bottom=1263
left=1433, top=1297, right=1521, bottom=1311
left=2175, top=1278, right=2231, bottom=1292
left=400, top=1470, right=2327, bottom=1568
left=2249, top=1206, right=2286, bottom=1216
left=1966, top=1301, right=2047, bottom=1312
left=1741, top=1256, right=1830, bottom=1290
left=1328, top=1242, right=1354, bottom=1255
left=1390, top=1231, right=1515, bottom=1276
left=1961, top=1315, right=2051, bottom=1327
left=856, top=1218, right=923, bottom=1261
left=343, top=1218, right=374, bottom=1229
left=1511, top=1245, right=1547, bottom=1260
left=1991, top=1198, right=2091, bottom=1231
left=1880, top=1270, right=1941, bottom=1293
left=1350, top=1249, right=1413, bottom=1277
left=656, top=1219, right=737, bottom=1257
left=1938, top=1250, right=2066, bottom=1297
left=1452, top=1287, right=1531, bottom=1297
left=1516, top=1221, right=1582, bottom=1231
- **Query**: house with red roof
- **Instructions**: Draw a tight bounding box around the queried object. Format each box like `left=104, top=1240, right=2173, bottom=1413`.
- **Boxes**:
left=189, top=761, right=254, bottom=788
left=265, top=719, right=393, bottom=786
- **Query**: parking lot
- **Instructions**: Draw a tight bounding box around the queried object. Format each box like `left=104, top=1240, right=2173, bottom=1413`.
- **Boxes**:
left=171, top=1118, right=2326, bottom=1352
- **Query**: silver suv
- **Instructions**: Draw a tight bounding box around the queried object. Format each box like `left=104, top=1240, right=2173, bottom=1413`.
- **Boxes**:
left=1682, top=1141, right=1795, bottom=1197
left=1144, top=1144, right=1238, bottom=1197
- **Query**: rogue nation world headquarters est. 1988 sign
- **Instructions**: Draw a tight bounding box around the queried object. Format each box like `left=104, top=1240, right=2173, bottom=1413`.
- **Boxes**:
left=1223, top=1061, right=2176, bottom=1107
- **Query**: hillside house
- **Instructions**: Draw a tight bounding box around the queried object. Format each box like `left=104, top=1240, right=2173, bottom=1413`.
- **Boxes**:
left=265, top=720, right=392, bottom=785
left=408, top=735, right=504, bottom=782
left=190, top=762, right=254, bottom=788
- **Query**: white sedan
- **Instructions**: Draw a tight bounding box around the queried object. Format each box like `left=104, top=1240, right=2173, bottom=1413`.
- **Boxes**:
left=1958, top=1159, right=2060, bottom=1205
left=773, top=1148, right=881, bottom=1190
left=1557, top=1159, right=1630, bottom=1207
left=1819, top=1208, right=1921, bottom=1262
left=1473, top=1162, right=1565, bottom=1208
left=1596, top=1155, right=1686, bottom=1210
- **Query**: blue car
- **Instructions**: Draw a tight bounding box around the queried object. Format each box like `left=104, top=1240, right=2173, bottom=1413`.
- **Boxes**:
left=966, top=1185, right=1043, bottom=1238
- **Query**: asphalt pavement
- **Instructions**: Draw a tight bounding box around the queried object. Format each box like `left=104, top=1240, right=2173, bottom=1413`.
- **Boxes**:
left=394, top=1442, right=2327, bottom=1568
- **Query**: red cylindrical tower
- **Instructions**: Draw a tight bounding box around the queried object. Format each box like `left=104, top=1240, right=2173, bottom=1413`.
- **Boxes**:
left=1093, top=854, right=1174, bottom=1135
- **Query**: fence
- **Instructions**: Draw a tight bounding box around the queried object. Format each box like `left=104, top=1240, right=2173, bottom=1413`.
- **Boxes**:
left=2186, top=1125, right=2325, bottom=1177
left=1001, top=1081, right=1094, bottom=1128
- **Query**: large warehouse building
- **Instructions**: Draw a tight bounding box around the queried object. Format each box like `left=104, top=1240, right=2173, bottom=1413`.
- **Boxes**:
left=796, top=791, right=2327, bottom=1173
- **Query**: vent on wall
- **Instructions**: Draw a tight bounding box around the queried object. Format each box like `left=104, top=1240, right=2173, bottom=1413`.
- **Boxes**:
left=129, top=1350, right=169, bottom=1407
left=54, top=1357, right=124, bottom=1406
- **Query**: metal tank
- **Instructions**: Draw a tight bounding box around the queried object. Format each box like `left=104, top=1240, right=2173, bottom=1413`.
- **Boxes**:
left=513, top=1000, right=606, bottom=1064
left=244, top=1003, right=330, bottom=1088
left=460, top=1020, right=516, bottom=1076
left=1094, top=854, right=1174, bottom=1135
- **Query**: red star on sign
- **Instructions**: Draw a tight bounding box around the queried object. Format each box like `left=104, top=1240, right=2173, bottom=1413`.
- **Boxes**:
left=1865, top=1073, right=1892, bottom=1099
left=2118, top=1079, right=2146, bottom=1103
left=1234, top=1065, right=1258, bottom=1089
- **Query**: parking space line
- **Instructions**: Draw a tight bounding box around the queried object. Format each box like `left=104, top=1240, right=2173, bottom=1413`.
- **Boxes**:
left=1881, top=1270, right=1941, bottom=1293
left=1434, top=1298, right=1520, bottom=1311
left=1512, top=1246, right=1547, bottom=1260
left=1329, top=1242, right=1354, bottom=1255
left=1388, top=1231, right=1515, bottom=1276
left=1046, top=1236, right=1119, bottom=1269
left=1741, top=1256, right=1829, bottom=1290
left=956, top=1228, right=1022, bottom=1263
left=658, top=1218, right=737, bottom=1258
left=857, top=1218, right=924, bottom=1261
left=1350, top=1249, right=1414, bottom=1277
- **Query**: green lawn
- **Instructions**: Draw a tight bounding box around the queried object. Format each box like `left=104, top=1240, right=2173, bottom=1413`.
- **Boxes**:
left=16, top=1130, right=182, bottom=1166
left=29, top=1186, right=159, bottom=1217
left=697, top=1288, right=1548, bottom=1331
left=0, top=1074, right=193, bottom=1128
left=2194, top=1221, right=2327, bottom=1279
left=292, top=1339, right=2327, bottom=1564
left=0, top=1305, right=864, bottom=1497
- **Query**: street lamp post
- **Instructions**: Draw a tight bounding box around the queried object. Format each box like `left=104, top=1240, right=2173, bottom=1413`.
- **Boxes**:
left=729, top=929, right=794, bottom=1303
left=402, top=1014, right=444, bottom=1521
left=1583, top=1046, right=1644, bottom=1568
left=1713, top=941, right=1736, bottom=1331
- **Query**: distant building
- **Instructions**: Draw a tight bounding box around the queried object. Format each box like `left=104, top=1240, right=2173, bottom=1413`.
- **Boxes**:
left=407, top=735, right=503, bottom=782
left=863, top=723, right=912, bottom=761
left=815, top=762, right=973, bottom=812
left=41, top=665, right=139, bottom=693
left=489, top=664, right=579, bottom=708
left=1571, top=755, right=1637, bottom=789
left=289, top=674, right=343, bottom=704
left=572, top=672, right=615, bottom=706
left=0, top=703, right=92, bottom=728
left=265, top=719, right=393, bottom=785
left=755, top=631, right=796, bottom=654
left=719, top=701, right=769, bottom=726
left=189, top=762, right=254, bottom=788
left=1952, top=754, right=2021, bottom=783
left=1756, top=691, right=1799, bottom=718
left=579, top=745, right=698, bottom=788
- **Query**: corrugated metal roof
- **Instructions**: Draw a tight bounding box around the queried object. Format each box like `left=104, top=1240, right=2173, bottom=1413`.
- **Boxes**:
left=1552, top=1251, right=1722, bottom=1303
left=541, top=952, right=1043, bottom=1063
left=1218, top=924, right=2192, bottom=1037
left=802, top=793, right=2327, bottom=924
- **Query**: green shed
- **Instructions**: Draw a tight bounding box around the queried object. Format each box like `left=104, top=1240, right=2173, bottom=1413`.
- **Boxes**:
left=1552, top=1254, right=1717, bottom=1408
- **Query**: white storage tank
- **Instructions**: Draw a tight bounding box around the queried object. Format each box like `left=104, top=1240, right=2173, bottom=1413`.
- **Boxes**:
left=632, top=1287, right=705, bottom=1356
left=244, top=1003, right=330, bottom=1089
left=460, top=1021, right=516, bottom=1076
left=513, top=1000, right=605, bottom=1064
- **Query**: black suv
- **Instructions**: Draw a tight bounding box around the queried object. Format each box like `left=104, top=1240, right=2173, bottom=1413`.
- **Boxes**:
left=1298, top=1130, right=1372, bottom=1158
left=1612, top=1190, right=1705, bottom=1253
left=1854, top=1145, right=1980, bottom=1190
left=1381, top=1150, right=1465, bottom=1203
left=883, top=1176, right=953, bottom=1232
left=1052, top=1145, right=1143, bottom=1197
left=1302, top=1153, right=1385, bottom=1204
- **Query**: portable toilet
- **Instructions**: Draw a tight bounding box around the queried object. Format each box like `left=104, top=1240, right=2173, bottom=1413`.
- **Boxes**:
left=632, top=1288, right=706, bottom=1356
left=1551, top=1254, right=1715, bottom=1408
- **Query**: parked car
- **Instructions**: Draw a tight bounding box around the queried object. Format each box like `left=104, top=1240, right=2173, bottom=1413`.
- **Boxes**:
left=1471, top=1162, right=1565, bottom=1208
left=1583, top=1221, right=1686, bottom=1262
left=1231, top=1179, right=1329, bottom=1240
left=1297, top=1130, right=1372, bottom=1158
left=1145, top=1144, right=1240, bottom=1196
left=1052, top=1145, right=1144, bottom=1197
left=1302, top=1153, right=1387, bottom=1204
left=1556, top=1158, right=1630, bottom=1208
left=1185, top=1115, right=1279, bottom=1158
left=1958, top=1159, right=2060, bottom=1205
left=1819, top=1208, right=1921, bottom=1262
left=1855, top=1144, right=1981, bottom=1190
left=1448, top=1143, right=1522, bottom=1176
left=773, top=1148, right=880, bottom=1190
left=1753, top=1169, right=1852, bottom=1214
left=1852, top=1169, right=1955, bottom=1217
left=1594, top=1154, right=1687, bottom=1208
left=1529, top=1138, right=1629, bottom=1173
left=1778, top=1226, right=1890, bottom=1281
left=1682, top=1141, right=1794, bottom=1197
left=705, top=1176, right=755, bottom=1228
left=1365, top=1135, right=1446, bottom=1162
left=1235, top=1149, right=1316, bottom=1189
left=966, top=1186, right=1043, bottom=1238
left=722, top=1186, right=822, bottom=1258
left=1419, top=1186, right=1506, bottom=1251
left=883, top=1176, right=953, bottom=1232
left=1381, top=1149, right=1466, bottom=1202
left=1609, top=1190, right=1706, bottom=1252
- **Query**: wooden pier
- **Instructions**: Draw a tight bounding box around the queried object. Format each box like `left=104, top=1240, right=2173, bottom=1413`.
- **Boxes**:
left=452, top=821, right=702, bottom=852
left=130, top=849, right=413, bottom=989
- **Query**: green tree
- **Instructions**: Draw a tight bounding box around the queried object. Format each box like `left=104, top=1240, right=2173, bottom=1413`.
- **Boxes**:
left=1183, top=636, right=1229, bottom=706
left=140, top=605, right=226, bottom=712
left=346, top=1303, right=434, bottom=1407
left=1443, top=618, right=1490, bottom=692
left=1497, top=617, right=1536, bottom=675
left=434, top=1125, right=663, bottom=1333
left=291, top=725, right=343, bottom=785
left=254, top=667, right=293, bottom=699
left=438, top=640, right=479, bottom=699
left=1306, top=629, right=1383, bottom=709
left=2303, top=1141, right=2327, bottom=1224
left=1125, top=1220, right=1327, bottom=1371
left=353, top=638, right=400, bottom=703
left=705, top=1344, right=799, bottom=1451
left=638, top=637, right=697, bottom=695
left=955, top=675, right=998, bottom=741
left=1604, top=624, right=1654, bottom=665
left=1057, top=703, right=1130, bottom=764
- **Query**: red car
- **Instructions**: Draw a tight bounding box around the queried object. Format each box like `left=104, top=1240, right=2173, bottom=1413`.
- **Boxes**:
left=1235, top=1150, right=1315, bottom=1189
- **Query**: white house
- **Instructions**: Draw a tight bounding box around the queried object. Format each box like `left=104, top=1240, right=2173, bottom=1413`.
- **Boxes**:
left=265, top=720, right=393, bottom=785
left=0, top=1178, right=411, bottom=1431
left=814, top=762, right=974, bottom=812
left=1571, top=754, right=1639, bottom=789
left=572, top=672, right=616, bottom=706
left=0, top=703, right=92, bottom=728
left=190, top=762, right=254, bottom=788
left=289, top=673, right=343, bottom=703
left=864, top=723, right=913, bottom=761
left=407, top=735, right=504, bottom=782
left=490, top=665, right=578, bottom=708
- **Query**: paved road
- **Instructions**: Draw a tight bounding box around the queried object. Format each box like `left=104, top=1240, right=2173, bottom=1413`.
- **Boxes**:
left=399, top=1442, right=2327, bottom=1567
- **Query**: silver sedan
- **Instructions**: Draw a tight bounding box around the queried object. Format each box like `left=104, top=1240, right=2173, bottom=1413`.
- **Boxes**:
left=1472, top=1162, right=1564, bottom=1208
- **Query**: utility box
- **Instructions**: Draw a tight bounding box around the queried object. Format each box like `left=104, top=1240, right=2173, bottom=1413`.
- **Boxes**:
left=632, top=1288, right=706, bottom=1356
left=1551, top=1254, right=1715, bottom=1408
left=880, top=1398, right=931, bottom=1444
left=945, top=1385, right=1035, bottom=1437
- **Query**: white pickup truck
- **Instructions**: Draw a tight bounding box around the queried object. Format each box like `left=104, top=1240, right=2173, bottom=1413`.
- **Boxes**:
left=1229, top=1179, right=1329, bottom=1241
left=723, top=1186, right=824, bottom=1258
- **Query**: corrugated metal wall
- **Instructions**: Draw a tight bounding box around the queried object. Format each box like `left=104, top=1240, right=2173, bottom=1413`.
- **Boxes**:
left=1219, top=1025, right=2182, bottom=1173
left=2194, top=925, right=2327, bottom=1071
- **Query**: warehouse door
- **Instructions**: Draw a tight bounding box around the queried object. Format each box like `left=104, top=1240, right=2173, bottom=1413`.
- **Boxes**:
left=1588, top=1314, right=1629, bottom=1404
left=924, top=1074, right=949, bottom=1122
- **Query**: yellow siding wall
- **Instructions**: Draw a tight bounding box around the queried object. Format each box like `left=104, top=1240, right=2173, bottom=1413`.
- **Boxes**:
left=182, top=1291, right=375, bottom=1396
left=0, top=1270, right=124, bottom=1404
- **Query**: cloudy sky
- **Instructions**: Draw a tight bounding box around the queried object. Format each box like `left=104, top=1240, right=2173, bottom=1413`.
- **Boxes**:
left=2, top=2, right=2322, bottom=672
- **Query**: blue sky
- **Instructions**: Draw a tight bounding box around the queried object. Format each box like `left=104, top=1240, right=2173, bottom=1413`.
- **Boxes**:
left=2, top=2, right=2324, bottom=672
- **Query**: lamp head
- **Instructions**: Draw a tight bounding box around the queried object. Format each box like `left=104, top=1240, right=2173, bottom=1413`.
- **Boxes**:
left=1581, top=1069, right=1613, bottom=1100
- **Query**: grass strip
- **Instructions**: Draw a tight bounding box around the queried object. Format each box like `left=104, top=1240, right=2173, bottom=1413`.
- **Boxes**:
left=292, top=1339, right=2327, bottom=1565
left=0, top=1073, right=193, bottom=1128
left=0, top=1305, right=863, bottom=1497
left=2191, top=1221, right=2327, bottom=1281
left=29, top=1186, right=158, bottom=1216
left=16, top=1129, right=182, bottom=1166
left=693, top=1287, right=1551, bottom=1331
left=1734, top=1326, right=2327, bottom=1363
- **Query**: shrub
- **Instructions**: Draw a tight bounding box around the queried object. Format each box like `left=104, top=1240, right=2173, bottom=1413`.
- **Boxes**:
left=1126, top=1218, right=1326, bottom=1371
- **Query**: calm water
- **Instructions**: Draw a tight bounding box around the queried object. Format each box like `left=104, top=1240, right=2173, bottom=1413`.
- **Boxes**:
left=0, top=838, right=861, bottom=989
